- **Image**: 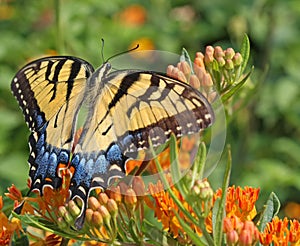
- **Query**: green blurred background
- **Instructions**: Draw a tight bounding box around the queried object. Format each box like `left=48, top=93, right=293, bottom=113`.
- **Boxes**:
left=0, top=0, right=299, bottom=216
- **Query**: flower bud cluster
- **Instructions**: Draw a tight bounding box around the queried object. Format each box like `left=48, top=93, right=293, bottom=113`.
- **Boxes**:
left=56, top=193, right=118, bottom=242
left=204, top=46, right=244, bottom=92
left=56, top=176, right=147, bottom=242
left=190, top=179, right=214, bottom=217
left=167, top=46, right=245, bottom=103
left=223, top=215, right=260, bottom=246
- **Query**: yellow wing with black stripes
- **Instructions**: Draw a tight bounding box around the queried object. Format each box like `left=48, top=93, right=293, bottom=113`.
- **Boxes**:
left=11, top=56, right=94, bottom=192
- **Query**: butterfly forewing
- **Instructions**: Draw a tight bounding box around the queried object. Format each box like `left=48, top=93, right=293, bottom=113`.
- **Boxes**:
left=11, top=56, right=94, bottom=193
left=109, top=71, right=214, bottom=153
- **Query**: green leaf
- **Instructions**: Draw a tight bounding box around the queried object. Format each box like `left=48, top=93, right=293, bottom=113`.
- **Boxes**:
left=170, top=134, right=188, bottom=196
left=142, top=220, right=175, bottom=246
left=12, top=212, right=88, bottom=241
left=191, top=142, right=207, bottom=188
left=257, top=192, right=280, bottom=232
left=221, top=67, right=253, bottom=102
left=181, top=48, right=194, bottom=74
left=128, top=218, right=140, bottom=243
left=213, top=145, right=232, bottom=246
left=240, top=34, right=250, bottom=74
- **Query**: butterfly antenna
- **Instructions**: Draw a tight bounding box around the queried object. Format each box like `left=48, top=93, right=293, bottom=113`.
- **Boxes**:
left=106, top=44, right=140, bottom=62
left=101, top=38, right=105, bottom=63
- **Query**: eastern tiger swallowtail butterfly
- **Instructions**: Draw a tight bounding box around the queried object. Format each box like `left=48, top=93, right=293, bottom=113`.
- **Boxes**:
left=11, top=55, right=214, bottom=228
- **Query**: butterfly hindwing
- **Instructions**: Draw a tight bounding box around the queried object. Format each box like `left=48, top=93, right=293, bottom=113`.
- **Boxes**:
left=11, top=56, right=94, bottom=193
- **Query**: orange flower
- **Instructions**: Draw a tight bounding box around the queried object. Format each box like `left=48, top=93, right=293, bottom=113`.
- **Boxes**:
left=260, top=217, right=300, bottom=245
left=117, top=5, right=146, bottom=26
left=28, top=233, right=62, bottom=246
left=6, top=173, right=71, bottom=224
left=215, top=186, right=259, bottom=221
left=145, top=175, right=202, bottom=241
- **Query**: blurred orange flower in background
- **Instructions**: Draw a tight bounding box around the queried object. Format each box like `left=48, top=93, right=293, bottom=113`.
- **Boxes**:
left=117, top=4, right=146, bottom=27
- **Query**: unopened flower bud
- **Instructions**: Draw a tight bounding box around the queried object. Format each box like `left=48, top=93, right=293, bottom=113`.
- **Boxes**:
left=85, top=208, right=94, bottom=225
left=226, top=230, right=239, bottom=246
left=98, top=205, right=111, bottom=226
left=239, top=229, right=252, bottom=246
left=216, top=57, right=226, bottom=67
left=118, top=182, right=129, bottom=195
left=63, top=210, right=73, bottom=224
left=0, top=196, right=3, bottom=210
left=132, top=176, right=145, bottom=197
left=107, top=199, right=118, bottom=217
left=68, top=200, right=81, bottom=217
left=98, top=192, right=109, bottom=205
left=57, top=217, right=68, bottom=230
left=232, top=52, right=243, bottom=66
left=204, top=53, right=214, bottom=65
left=189, top=74, right=201, bottom=89
left=202, top=73, right=213, bottom=87
left=167, top=65, right=175, bottom=77
left=223, top=217, right=234, bottom=233
left=214, top=46, right=225, bottom=58
left=88, top=196, right=101, bottom=211
left=178, top=61, right=191, bottom=77
left=194, top=52, right=205, bottom=68
left=224, top=48, right=235, bottom=60
left=225, top=59, right=234, bottom=70
left=58, top=206, right=68, bottom=218
left=124, top=188, right=137, bottom=209
left=205, top=46, right=214, bottom=55
left=199, top=182, right=214, bottom=200
left=92, top=211, right=103, bottom=228
left=106, top=186, right=122, bottom=203
left=177, top=70, right=187, bottom=83
left=192, top=185, right=201, bottom=196
left=204, top=46, right=214, bottom=65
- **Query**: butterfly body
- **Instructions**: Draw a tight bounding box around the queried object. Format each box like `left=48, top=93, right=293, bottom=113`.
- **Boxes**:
left=11, top=55, right=214, bottom=228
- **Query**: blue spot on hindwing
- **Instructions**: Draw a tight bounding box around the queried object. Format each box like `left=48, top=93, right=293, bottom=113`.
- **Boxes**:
left=71, top=155, right=87, bottom=186
left=34, top=111, right=45, bottom=129
left=106, top=144, right=122, bottom=163
left=34, top=151, right=49, bottom=180
left=36, top=133, right=45, bottom=149
left=94, top=154, right=109, bottom=174
left=47, top=153, right=58, bottom=177
left=58, top=150, right=69, bottom=164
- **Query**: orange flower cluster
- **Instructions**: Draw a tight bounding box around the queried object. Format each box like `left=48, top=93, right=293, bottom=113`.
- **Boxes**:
left=0, top=196, right=23, bottom=245
left=215, top=186, right=260, bottom=221
left=146, top=177, right=198, bottom=242
left=260, top=217, right=300, bottom=245
left=146, top=183, right=262, bottom=244
left=145, top=175, right=214, bottom=243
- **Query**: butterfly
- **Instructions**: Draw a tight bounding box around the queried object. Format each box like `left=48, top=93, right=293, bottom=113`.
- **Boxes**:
left=11, top=55, right=214, bottom=228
